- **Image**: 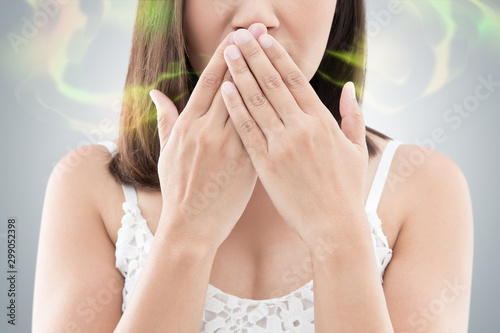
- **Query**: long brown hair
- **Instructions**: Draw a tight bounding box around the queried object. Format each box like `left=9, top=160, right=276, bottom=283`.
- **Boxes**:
left=109, top=0, right=391, bottom=190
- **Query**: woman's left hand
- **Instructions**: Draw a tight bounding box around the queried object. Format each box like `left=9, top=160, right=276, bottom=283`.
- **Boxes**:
left=220, top=28, right=369, bottom=247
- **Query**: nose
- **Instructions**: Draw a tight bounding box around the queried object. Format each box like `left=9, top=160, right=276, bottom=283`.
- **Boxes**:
left=231, top=1, right=279, bottom=33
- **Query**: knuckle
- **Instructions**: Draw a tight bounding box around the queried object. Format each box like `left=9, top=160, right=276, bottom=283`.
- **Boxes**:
left=293, top=121, right=311, bottom=139
left=354, top=115, right=365, bottom=127
left=263, top=72, right=282, bottom=90
left=239, top=119, right=258, bottom=133
left=247, top=47, right=263, bottom=59
left=285, top=71, right=306, bottom=91
left=269, top=116, right=284, bottom=132
left=271, top=50, right=286, bottom=63
left=249, top=92, right=267, bottom=108
left=350, top=109, right=365, bottom=125
left=200, top=72, right=220, bottom=88
left=297, top=126, right=312, bottom=141
left=234, top=65, right=248, bottom=76
left=275, top=141, right=293, bottom=160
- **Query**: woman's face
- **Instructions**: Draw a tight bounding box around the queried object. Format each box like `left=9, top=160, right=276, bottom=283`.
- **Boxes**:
left=183, top=0, right=337, bottom=82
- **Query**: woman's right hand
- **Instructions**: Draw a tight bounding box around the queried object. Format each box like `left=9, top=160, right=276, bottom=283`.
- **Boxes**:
left=150, top=31, right=258, bottom=251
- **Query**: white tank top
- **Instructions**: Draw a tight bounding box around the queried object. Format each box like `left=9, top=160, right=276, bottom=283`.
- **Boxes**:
left=98, top=139, right=403, bottom=332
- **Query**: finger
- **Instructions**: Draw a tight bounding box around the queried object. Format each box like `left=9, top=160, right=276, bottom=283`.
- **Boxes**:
left=231, top=29, right=302, bottom=126
left=198, top=22, right=265, bottom=126
left=183, top=31, right=236, bottom=119
left=203, top=69, right=234, bottom=126
left=150, top=89, right=179, bottom=153
left=220, top=81, right=268, bottom=162
left=339, top=82, right=367, bottom=153
left=256, top=33, right=326, bottom=118
left=223, top=116, right=244, bottom=149
left=223, top=43, right=285, bottom=139
left=223, top=117, right=259, bottom=177
left=247, top=22, right=268, bottom=41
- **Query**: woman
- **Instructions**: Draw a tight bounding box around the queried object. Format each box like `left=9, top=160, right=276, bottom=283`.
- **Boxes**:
left=32, top=0, right=473, bottom=332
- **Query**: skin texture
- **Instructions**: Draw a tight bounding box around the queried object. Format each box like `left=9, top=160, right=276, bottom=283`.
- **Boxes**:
left=150, top=32, right=258, bottom=252
left=32, top=1, right=473, bottom=332
left=204, top=23, right=390, bottom=330
left=181, top=0, right=340, bottom=245
left=184, top=0, right=337, bottom=82
left=219, top=28, right=370, bottom=248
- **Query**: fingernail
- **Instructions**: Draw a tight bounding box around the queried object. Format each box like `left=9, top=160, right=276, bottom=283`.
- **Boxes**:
left=248, top=23, right=267, bottom=39
left=348, top=82, right=357, bottom=101
left=150, top=90, right=159, bottom=106
left=222, top=81, right=235, bottom=94
left=150, top=90, right=164, bottom=118
left=226, top=45, right=241, bottom=60
left=248, top=25, right=259, bottom=38
left=235, top=29, right=250, bottom=44
left=228, top=32, right=235, bottom=45
left=259, top=34, right=273, bottom=49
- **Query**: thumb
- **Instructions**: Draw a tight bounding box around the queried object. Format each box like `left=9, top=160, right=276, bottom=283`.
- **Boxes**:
left=150, top=89, right=179, bottom=153
left=339, top=82, right=367, bottom=153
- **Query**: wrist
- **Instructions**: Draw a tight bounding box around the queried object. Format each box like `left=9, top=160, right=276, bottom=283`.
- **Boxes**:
left=156, top=213, right=220, bottom=260
left=302, top=210, right=372, bottom=259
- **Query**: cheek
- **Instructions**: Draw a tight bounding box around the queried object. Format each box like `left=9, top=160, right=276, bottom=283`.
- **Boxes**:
left=284, top=5, right=334, bottom=80
left=300, top=45, right=326, bottom=82
left=184, top=7, right=218, bottom=73
left=288, top=31, right=329, bottom=82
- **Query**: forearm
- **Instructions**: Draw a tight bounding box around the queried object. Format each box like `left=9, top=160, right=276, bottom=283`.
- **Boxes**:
left=114, top=218, right=218, bottom=332
left=308, top=212, right=394, bottom=332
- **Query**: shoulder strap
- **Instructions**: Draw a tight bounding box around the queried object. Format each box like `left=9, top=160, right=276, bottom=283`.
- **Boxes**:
left=97, top=140, right=138, bottom=206
left=98, top=140, right=118, bottom=157
left=365, top=139, right=403, bottom=213
left=122, top=184, right=138, bottom=206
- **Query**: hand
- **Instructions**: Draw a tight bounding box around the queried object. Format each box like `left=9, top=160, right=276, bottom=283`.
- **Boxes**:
left=150, top=32, right=257, bottom=251
left=220, top=27, right=369, bottom=247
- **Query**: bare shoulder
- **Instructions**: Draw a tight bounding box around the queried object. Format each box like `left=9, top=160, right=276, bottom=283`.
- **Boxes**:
left=49, top=143, right=123, bottom=238
left=391, top=144, right=471, bottom=218
left=50, top=143, right=117, bottom=198
left=387, top=143, right=473, bottom=256
left=35, top=144, right=124, bottom=330
left=381, top=144, right=473, bottom=331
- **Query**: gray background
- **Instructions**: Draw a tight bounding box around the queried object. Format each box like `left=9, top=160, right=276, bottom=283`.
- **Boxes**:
left=1, top=0, right=498, bottom=331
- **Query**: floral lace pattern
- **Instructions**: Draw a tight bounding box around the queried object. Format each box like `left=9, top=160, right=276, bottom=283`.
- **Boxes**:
left=202, top=280, right=316, bottom=332
left=367, top=211, right=393, bottom=284
left=115, top=202, right=393, bottom=332
left=115, top=202, right=154, bottom=312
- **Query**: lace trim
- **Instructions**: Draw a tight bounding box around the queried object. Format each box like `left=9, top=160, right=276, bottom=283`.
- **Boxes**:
left=202, top=290, right=315, bottom=332
left=115, top=202, right=154, bottom=312
left=115, top=202, right=393, bottom=331
left=366, top=211, right=393, bottom=284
